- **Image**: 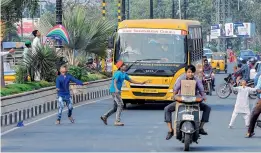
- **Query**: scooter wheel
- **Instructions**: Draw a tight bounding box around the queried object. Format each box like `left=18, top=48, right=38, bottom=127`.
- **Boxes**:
left=184, top=133, right=191, bottom=151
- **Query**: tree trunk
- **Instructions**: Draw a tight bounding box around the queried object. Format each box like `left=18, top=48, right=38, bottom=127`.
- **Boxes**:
left=1, top=56, right=5, bottom=88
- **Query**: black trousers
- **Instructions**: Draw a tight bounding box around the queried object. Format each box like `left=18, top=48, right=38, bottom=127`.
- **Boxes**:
left=248, top=100, right=261, bottom=133
left=164, top=102, right=211, bottom=123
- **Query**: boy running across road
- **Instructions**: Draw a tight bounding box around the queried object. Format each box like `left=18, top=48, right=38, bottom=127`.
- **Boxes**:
left=229, top=80, right=257, bottom=128
left=56, top=65, right=88, bottom=124
left=100, top=60, right=148, bottom=126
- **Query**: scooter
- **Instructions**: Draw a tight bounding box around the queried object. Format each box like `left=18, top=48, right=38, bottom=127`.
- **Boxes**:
left=174, top=95, right=203, bottom=151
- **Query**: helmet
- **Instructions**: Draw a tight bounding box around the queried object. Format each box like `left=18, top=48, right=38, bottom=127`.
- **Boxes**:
left=25, top=40, right=31, bottom=45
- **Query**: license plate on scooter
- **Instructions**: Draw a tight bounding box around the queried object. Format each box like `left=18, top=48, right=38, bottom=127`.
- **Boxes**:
left=182, top=114, right=194, bottom=120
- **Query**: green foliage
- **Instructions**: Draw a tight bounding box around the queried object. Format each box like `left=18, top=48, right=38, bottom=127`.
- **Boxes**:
left=1, top=0, right=39, bottom=23
left=14, top=65, right=28, bottom=84
left=39, top=5, right=115, bottom=66
left=68, top=66, right=87, bottom=80
left=1, top=81, right=55, bottom=96
left=23, top=45, right=59, bottom=82
left=81, top=73, right=107, bottom=82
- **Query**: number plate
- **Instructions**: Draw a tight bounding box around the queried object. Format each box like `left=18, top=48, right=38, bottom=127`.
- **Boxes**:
left=182, top=114, right=194, bottom=120
left=142, top=89, right=158, bottom=93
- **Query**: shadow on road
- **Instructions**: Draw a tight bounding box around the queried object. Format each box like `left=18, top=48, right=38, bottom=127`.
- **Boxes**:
left=126, top=102, right=235, bottom=112
left=209, top=104, right=234, bottom=112
left=126, top=103, right=170, bottom=110
left=174, top=145, right=261, bottom=152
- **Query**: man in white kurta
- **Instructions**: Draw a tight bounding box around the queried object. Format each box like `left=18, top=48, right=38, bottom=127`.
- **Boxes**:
left=32, top=30, right=42, bottom=81
left=229, top=80, right=257, bottom=128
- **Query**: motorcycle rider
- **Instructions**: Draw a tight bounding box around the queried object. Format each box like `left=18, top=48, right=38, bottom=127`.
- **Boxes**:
left=164, top=65, right=211, bottom=140
left=249, top=58, right=256, bottom=69
left=203, top=59, right=215, bottom=91
left=234, top=60, right=250, bottom=82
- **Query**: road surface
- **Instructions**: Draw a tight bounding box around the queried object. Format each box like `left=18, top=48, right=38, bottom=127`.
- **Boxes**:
left=1, top=65, right=261, bottom=152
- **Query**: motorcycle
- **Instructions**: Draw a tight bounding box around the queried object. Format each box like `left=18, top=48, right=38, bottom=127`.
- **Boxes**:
left=216, top=73, right=256, bottom=99
left=174, top=95, right=203, bottom=151
left=203, top=71, right=213, bottom=96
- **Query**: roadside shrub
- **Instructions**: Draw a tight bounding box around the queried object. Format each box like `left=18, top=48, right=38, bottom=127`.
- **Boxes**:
left=0, top=81, right=55, bottom=96
left=14, top=65, right=28, bottom=84
left=68, top=66, right=87, bottom=80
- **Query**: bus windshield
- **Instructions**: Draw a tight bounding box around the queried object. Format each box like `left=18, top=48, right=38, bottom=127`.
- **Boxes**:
left=116, top=29, right=186, bottom=64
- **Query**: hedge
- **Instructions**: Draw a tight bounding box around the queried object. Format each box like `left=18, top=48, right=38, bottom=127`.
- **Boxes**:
left=1, top=73, right=110, bottom=97
left=1, top=81, right=55, bottom=96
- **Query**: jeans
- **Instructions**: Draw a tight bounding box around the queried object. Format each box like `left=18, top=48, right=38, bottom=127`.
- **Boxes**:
left=57, top=96, right=73, bottom=120
left=164, top=102, right=211, bottom=123
left=248, top=99, right=261, bottom=133
left=104, top=93, right=124, bottom=122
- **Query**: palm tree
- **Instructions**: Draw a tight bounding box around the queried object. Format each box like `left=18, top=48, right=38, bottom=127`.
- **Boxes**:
left=37, top=5, right=115, bottom=66
left=23, top=45, right=59, bottom=82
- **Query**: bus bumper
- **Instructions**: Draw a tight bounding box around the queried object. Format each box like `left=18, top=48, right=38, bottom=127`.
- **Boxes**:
left=121, top=88, right=174, bottom=102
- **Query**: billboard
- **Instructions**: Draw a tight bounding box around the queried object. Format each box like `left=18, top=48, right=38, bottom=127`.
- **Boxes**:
left=237, top=23, right=255, bottom=37
left=225, top=23, right=234, bottom=37
left=16, top=18, right=40, bottom=36
left=225, top=22, right=255, bottom=38
left=210, top=24, right=222, bottom=39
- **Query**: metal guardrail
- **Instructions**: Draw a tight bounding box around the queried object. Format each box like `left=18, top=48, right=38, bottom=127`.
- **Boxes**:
left=1, top=78, right=112, bottom=127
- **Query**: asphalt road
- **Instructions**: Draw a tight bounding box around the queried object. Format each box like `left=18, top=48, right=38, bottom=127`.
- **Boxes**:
left=1, top=64, right=261, bottom=152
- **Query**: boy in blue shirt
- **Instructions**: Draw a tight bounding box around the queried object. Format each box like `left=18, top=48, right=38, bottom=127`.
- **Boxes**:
left=56, top=65, right=88, bottom=124
left=100, top=60, right=148, bottom=126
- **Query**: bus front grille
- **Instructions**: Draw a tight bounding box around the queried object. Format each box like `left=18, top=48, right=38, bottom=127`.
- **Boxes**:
left=130, top=85, right=169, bottom=89
left=132, top=92, right=166, bottom=97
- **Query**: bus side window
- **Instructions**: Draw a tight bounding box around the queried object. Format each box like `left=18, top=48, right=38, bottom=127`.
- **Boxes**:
left=114, top=38, right=120, bottom=64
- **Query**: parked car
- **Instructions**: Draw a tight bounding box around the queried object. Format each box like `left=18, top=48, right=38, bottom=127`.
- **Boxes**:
left=237, top=50, right=258, bottom=64
left=203, top=48, right=213, bottom=55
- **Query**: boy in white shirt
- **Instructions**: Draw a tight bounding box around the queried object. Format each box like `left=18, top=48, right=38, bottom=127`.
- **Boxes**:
left=229, top=80, right=257, bottom=128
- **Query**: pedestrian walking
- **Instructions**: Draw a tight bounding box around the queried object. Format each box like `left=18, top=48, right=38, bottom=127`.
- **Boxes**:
left=56, top=65, right=88, bottom=124
left=229, top=80, right=257, bottom=128
left=100, top=60, right=148, bottom=126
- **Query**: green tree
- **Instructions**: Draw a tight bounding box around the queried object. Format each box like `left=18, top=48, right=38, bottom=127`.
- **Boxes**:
left=38, top=5, right=115, bottom=66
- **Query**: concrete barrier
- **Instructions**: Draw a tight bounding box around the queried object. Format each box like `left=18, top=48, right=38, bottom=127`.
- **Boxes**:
left=1, top=78, right=111, bottom=127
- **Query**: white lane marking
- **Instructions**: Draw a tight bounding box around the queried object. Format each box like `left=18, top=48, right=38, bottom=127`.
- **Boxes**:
left=148, top=130, right=154, bottom=134
left=1, top=97, right=111, bottom=136
left=153, top=126, right=158, bottom=129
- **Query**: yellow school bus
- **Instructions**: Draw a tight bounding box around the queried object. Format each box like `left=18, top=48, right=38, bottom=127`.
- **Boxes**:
left=108, top=19, right=204, bottom=106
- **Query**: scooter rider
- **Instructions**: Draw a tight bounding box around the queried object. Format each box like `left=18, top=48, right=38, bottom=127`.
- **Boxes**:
left=164, top=65, right=211, bottom=140
left=203, top=59, right=215, bottom=91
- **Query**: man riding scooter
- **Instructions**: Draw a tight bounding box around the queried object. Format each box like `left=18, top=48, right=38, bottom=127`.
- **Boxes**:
left=164, top=65, right=211, bottom=140
left=203, top=59, right=215, bottom=91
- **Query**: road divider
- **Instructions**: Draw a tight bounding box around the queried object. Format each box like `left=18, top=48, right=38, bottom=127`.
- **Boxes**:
left=1, top=78, right=111, bottom=127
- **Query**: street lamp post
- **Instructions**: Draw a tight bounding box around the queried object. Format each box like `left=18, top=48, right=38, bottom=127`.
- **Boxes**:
left=172, top=0, right=175, bottom=19
left=178, top=0, right=181, bottom=19
left=150, top=0, right=153, bottom=19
